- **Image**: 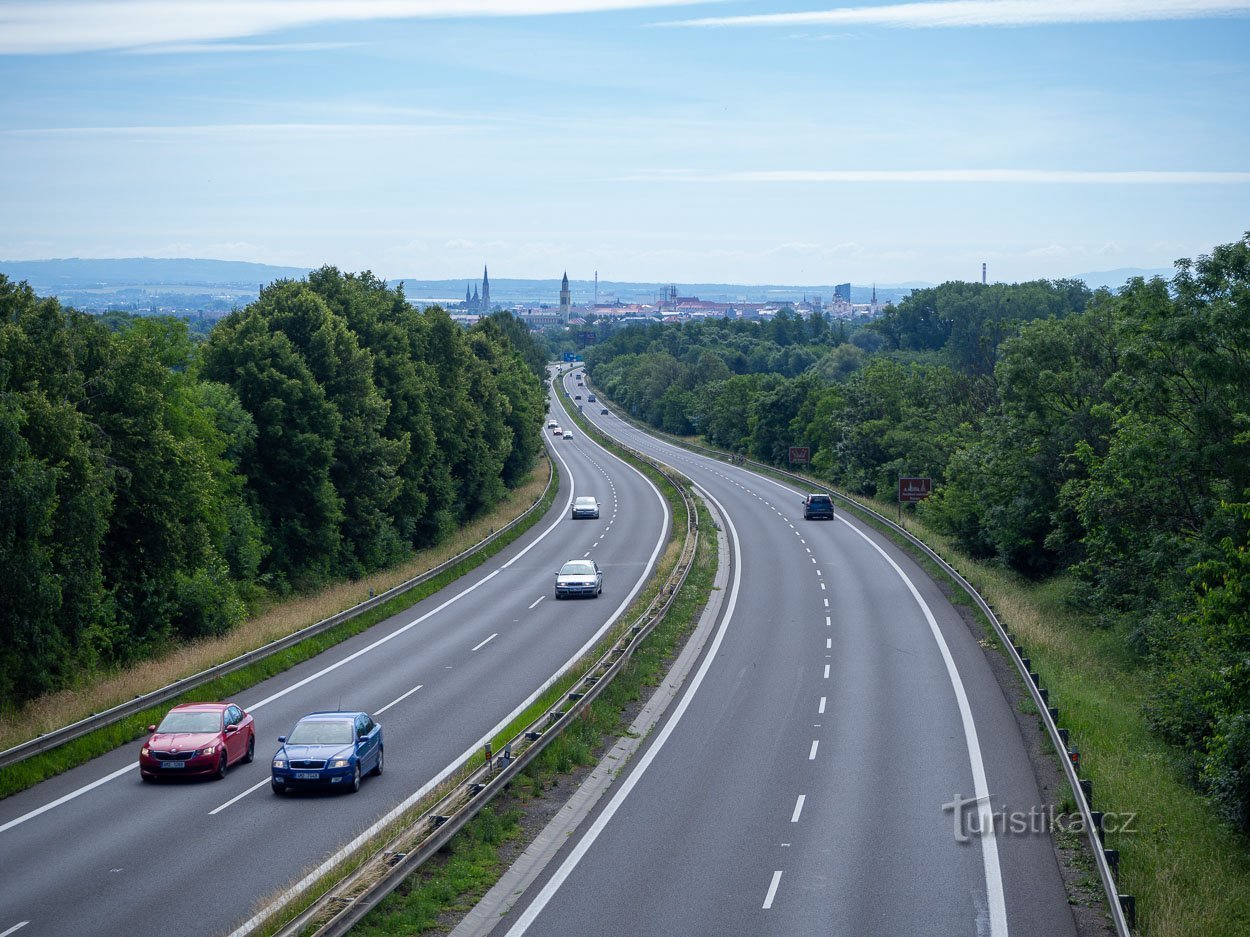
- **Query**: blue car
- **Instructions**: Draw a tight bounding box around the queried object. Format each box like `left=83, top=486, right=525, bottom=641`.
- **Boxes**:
left=270, top=711, right=383, bottom=795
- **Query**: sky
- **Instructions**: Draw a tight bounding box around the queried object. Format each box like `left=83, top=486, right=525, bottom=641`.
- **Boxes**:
left=2, top=0, right=1249, bottom=287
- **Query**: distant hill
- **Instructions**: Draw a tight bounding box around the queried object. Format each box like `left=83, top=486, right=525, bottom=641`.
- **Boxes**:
left=0, top=257, right=312, bottom=291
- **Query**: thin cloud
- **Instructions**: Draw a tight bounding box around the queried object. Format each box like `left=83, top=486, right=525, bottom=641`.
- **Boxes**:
left=621, top=169, right=1250, bottom=184
left=667, top=0, right=1250, bottom=29
left=125, top=41, right=364, bottom=55
left=0, top=0, right=721, bottom=55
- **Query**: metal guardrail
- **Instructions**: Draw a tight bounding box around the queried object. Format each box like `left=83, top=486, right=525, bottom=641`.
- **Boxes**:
left=0, top=458, right=556, bottom=772
left=590, top=386, right=1134, bottom=937
left=266, top=447, right=698, bottom=937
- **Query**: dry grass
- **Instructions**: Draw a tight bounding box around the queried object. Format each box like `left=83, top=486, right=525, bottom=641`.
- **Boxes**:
left=0, top=466, right=549, bottom=753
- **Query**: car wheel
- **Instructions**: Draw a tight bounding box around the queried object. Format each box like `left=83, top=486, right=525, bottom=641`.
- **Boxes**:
left=271, top=781, right=284, bottom=795
left=372, top=747, right=384, bottom=777
left=243, top=734, right=255, bottom=764
left=349, top=764, right=362, bottom=793
left=214, top=751, right=228, bottom=780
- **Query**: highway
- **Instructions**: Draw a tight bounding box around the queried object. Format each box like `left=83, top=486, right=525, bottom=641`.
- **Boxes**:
left=489, top=368, right=1077, bottom=936
left=0, top=376, right=669, bottom=937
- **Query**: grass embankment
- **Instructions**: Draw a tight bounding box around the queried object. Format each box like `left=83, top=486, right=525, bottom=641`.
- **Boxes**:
left=348, top=499, right=717, bottom=936
left=0, top=464, right=553, bottom=799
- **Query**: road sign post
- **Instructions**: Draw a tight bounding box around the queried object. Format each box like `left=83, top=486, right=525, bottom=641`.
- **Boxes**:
left=897, top=476, right=933, bottom=522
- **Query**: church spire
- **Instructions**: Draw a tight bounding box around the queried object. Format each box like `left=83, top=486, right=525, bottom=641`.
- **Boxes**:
left=481, top=265, right=490, bottom=312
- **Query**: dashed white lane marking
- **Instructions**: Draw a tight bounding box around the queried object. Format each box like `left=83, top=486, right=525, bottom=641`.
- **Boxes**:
left=210, top=778, right=270, bottom=815
left=583, top=552, right=591, bottom=558
left=823, top=598, right=829, bottom=608
left=529, top=596, right=544, bottom=609
left=825, top=615, right=831, bottom=627
left=826, top=638, right=832, bottom=649
left=763, top=871, right=783, bottom=910
left=790, top=795, right=806, bottom=823
left=471, top=633, right=498, bottom=652
left=816, top=569, right=822, bottom=577
left=809, top=740, right=819, bottom=760
left=819, top=696, right=827, bottom=714
left=1, top=922, right=30, bottom=936
left=823, top=664, right=830, bottom=679
left=376, top=683, right=424, bottom=715
left=820, top=583, right=826, bottom=590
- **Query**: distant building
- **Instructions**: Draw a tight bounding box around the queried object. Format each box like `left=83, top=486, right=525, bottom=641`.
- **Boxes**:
left=559, top=271, right=572, bottom=324
left=834, top=282, right=851, bottom=303
left=462, top=266, right=491, bottom=313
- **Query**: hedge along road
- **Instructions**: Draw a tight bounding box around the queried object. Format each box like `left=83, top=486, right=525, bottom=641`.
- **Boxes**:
left=0, top=383, right=669, bottom=937
left=485, top=372, right=1074, bottom=937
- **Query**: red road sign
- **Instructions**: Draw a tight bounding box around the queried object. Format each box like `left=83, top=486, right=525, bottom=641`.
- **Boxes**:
left=898, top=477, right=932, bottom=503
left=788, top=447, right=811, bottom=464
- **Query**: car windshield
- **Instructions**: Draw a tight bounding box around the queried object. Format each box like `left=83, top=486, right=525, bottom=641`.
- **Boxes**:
left=287, top=720, right=354, bottom=745
left=809, top=496, right=831, bottom=506
left=575, top=498, right=596, bottom=506
left=560, top=562, right=595, bottom=576
left=157, top=710, right=222, bottom=733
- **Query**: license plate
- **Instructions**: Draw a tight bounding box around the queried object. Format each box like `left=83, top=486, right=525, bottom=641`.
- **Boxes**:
left=295, top=772, right=320, bottom=780
left=161, top=761, right=186, bottom=769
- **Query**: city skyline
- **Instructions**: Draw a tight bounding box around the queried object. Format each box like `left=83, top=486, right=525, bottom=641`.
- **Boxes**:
left=2, top=0, right=1248, bottom=285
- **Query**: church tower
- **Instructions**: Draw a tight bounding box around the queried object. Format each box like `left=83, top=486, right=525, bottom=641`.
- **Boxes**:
left=481, top=266, right=490, bottom=313
left=559, top=271, right=571, bottom=324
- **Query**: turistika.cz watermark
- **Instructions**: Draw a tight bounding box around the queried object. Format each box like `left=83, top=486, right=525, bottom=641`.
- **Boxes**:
left=942, top=794, right=1137, bottom=843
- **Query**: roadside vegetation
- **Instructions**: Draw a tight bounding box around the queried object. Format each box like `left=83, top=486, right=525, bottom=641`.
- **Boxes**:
left=575, top=234, right=1250, bottom=935
left=0, top=269, right=549, bottom=713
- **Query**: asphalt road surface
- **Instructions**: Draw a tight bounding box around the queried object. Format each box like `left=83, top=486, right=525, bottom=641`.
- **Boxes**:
left=491, top=368, right=1076, bottom=937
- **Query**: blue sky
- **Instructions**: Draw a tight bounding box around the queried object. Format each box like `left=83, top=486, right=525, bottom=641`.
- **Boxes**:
left=2, top=0, right=1248, bottom=286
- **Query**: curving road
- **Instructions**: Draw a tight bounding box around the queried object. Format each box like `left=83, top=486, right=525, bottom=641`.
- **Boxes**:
left=0, top=374, right=668, bottom=937
left=490, top=368, right=1076, bottom=937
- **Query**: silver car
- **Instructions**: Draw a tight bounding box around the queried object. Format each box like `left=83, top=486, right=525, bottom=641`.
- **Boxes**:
left=572, top=496, right=600, bottom=519
left=555, top=559, right=603, bottom=599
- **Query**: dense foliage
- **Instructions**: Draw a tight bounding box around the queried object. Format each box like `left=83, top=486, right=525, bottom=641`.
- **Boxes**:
left=583, top=236, right=1250, bottom=832
left=0, top=267, right=545, bottom=707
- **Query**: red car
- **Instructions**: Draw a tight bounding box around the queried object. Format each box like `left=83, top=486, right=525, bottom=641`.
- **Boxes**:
left=140, top=702, right=255, bottom=782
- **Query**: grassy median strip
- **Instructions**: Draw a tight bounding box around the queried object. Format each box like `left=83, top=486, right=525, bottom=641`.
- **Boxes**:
left=347, top=498, right=717, bottom=936
left=0, top=464, right=557, bottom=800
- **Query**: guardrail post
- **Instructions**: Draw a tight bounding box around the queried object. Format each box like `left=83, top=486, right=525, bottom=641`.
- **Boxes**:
left=1119, top=895, right=1136, bottom=929
left=1080, top=778, right=1093, bottom=808
left=1091, top=810, right=1105, bottom=843
left=1048, top=705, right=1059, bottom=723
left=1104, top=848, right=1119, bottom=877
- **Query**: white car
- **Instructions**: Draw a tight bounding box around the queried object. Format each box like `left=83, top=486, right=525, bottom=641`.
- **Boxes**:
left=562, top=430, right=573, bottom=439
left=547, top=419, right=558, bottom=429
left=572, top=496, right=600, bottom=519
left=555, top=559, right=603, bottom=599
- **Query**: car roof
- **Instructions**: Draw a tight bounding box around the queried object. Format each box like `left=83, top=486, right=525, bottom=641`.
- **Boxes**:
left=575, top=496, right=597, bottom=502
left=170, top=702, right=230, bottom=712
left=297, top=711, right=366, bottom=721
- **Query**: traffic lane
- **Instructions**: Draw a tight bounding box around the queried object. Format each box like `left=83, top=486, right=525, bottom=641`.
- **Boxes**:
left=496, top=483, right=992, bottom=936
left=0, top=431, right=666, bottom=937
left=537, top=406, right=1073, bottom=934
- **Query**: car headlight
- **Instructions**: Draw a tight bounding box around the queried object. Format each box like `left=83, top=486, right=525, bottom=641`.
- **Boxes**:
left=330, top=759, right=351, bottom=769
left=141, top=746, right=150, bottom=756
left=272, top=758, right=286, bottom=768
left=201, top=745, right=216, bottom=756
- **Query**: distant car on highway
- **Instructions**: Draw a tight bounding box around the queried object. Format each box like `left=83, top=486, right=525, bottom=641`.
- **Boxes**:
left=802, top=493, right=835, bottom=520
left=555, top=559, right=603, bottom=599
left=587, top=394, right=596, bottom=402
left=140, top=702, right=255, bottom=782
left=563, top=429, right=573, bottom=439
left=551, top=424, right=563, bottom=435
left=600, top=408, right=609, bottom=415
left=547, top=419, right=558, bottom=428
left=572, top=496, right=600, bottom=519
left=270, top=711, right=383, bottom=795
left=574, top=394, right=581, bottom=400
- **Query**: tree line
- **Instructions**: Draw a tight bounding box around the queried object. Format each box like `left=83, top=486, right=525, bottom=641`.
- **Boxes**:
left=0, top=267, right=546, bottom=708
left=583, top=235, right=1250, bottom=833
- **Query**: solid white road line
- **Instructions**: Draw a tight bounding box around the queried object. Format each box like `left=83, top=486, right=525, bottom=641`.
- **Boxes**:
left=790, top=795, right=806, bottom=823
left=0, top=763, right=134, bottom=834
left=763, top=871, right=783, bottom=910
left=1, top=921, right=30, bottom=936
left=472, top=633, right=498, bottom=652
left=376, top=683, right=424, bottom=716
